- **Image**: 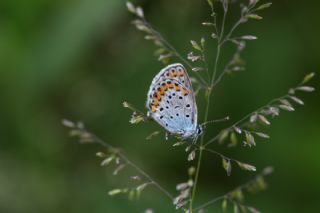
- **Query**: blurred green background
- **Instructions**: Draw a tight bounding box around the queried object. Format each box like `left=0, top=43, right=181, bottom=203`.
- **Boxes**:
left=0, top=0, right=319, bottom=212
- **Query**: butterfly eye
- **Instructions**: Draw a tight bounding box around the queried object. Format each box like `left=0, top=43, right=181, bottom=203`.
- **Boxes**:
left=197, top=127, right=202, bottom=135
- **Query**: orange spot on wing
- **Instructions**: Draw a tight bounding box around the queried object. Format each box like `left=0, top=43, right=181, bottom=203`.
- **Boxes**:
left=151, top=105, right=157, bottom=112
left=167, top=83, right=174, bottom=89
left=182, top=89, right=189, bottom=96
left=152, top=98, right=159, bottom=105
left=159, top=86, right=166, bottom=95
left=175, top=85, right=181, bottom=91
left=169, top=69, right=177, bottom=77
left=156, top=92, right=162, bottom=100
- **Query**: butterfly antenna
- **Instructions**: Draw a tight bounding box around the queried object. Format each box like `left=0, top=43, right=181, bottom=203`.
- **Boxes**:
left=201, top=116, right=230, bottom=128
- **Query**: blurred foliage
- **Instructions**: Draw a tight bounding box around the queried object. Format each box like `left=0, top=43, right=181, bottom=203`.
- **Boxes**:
left=0, top=0, right=319, bottom=212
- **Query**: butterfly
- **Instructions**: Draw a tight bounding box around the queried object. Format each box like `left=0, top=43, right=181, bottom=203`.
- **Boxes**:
left=146, top=63, right=202, bottom=140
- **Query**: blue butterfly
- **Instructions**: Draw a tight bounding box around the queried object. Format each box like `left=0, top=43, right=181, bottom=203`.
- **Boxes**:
left=146, top=63, right=202, bottom=140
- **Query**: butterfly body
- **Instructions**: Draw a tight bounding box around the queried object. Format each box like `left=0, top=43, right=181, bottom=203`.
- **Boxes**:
left=146, top=63, right=201, bottom=139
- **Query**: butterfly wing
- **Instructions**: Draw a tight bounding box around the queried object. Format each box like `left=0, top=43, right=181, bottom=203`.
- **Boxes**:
left=146, top=63, right=198, bottom=138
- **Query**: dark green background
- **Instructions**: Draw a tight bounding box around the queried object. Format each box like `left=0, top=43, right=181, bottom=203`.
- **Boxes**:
left=0, top=0, right=319, bottom=212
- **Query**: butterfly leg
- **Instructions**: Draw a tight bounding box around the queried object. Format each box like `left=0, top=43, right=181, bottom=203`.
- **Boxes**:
left=192, top=136, right=198, bottom=144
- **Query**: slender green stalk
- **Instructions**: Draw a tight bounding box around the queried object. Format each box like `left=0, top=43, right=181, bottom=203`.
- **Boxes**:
left=189, top=51, right=217, bottom=211
left=202, top=147, right=242, bottom=164
left=189, top=3, right=228, bottom=212
left=193, top=167, right=273, bottom=211
left=211, top=4, right=227, bottom=85
left=141, top=18, right=208, bottom=87
left=203, top=94, right=290, bottom=147
left=221, top=18, right=243, bottom=45
left=189, top=90, right=211, bottom=212
left=201, top=47, right=210, bottom=81
left=210, top=44, right=221, bottom=85
left=91, top=133, right=175, bottom=201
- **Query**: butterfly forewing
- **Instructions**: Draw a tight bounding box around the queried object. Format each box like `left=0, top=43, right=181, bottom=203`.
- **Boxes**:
left=146, top=63, right=198, bottom=138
